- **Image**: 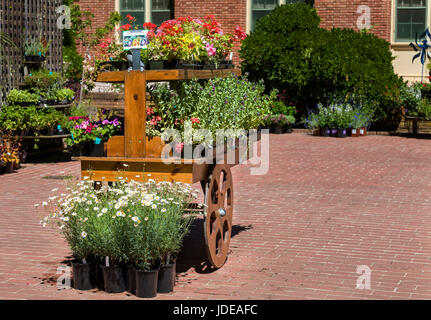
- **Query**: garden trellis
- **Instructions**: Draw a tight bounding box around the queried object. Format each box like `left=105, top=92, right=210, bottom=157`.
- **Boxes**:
left=0, top=0, right=63, bottom=104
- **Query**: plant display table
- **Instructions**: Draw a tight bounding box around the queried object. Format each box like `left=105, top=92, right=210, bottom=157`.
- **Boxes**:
left=74, top=68, right=247, bottom=268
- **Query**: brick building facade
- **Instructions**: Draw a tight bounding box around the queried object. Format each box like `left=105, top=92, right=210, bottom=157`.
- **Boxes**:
left=76, top=0, right=424, bottom=81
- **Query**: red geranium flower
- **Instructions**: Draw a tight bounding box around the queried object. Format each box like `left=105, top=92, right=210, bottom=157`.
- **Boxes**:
left=126, top=14, right=135, bottom=22
left=143, top=22, right=157, bottom=30
left=121, top=24, right=131, bottom=31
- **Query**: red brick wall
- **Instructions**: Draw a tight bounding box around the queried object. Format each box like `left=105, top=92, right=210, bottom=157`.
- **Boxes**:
left=75, top=0, right=117, bottom=56
left=314, top=0, right=392, bottom=42
left=74, top=0, right=246, bottom=64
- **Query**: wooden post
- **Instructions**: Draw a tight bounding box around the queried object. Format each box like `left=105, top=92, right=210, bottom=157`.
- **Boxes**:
left=124, top=71, right=147, bottom=157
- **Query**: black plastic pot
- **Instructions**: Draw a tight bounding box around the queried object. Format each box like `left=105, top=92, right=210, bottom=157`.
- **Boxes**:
left=72, top=262, right=96, bottom=290
left=88, top=143, right=104, bottom=157
left=157, top=263, right=175, bottom=293
left=337, top=128, right=347, bottom=138
left=135, top=269, right=158, bottom=298
left=4, top=162, right=14, bottom=174
left=95, top=264, right=105, bottom=290
left=321, top=128, right=330, bottom=137
left=149, top=60, right=165, bottom=70
left=127, top=265, right=136, bottom=294
left=100, top=265, right=126, bottom=293
left=71, top=143, right=90, bottom=156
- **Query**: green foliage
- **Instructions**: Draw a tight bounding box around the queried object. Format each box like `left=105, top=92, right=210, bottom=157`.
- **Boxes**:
left=24, top=69, right=64, bottom=91
left=240, top=3, right=403, bottom=126
left=56, top=88, right=75, bottom=102
left=147, top=75, right=276, bottom=142
left=0, top=105, right=67, bottom=135
left=264, top=114, right=295, bottom=126
left=7, top=89, right=39, bottom=106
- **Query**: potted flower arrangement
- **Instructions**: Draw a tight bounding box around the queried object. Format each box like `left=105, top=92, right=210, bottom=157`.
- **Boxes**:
left=66, top=112, right=121, bottom=156
left=0, top=143, right=20, bottom=174
left=139, top=15, right=246, bottom=69
left=38, top=176, right=196, bottom=297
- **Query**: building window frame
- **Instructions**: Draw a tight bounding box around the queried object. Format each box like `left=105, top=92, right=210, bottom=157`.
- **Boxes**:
left=116, top=0, right=173, bottom=26
left=394, top=0, right=429, bottom=43
left=246, top=0, right=313, bottom=33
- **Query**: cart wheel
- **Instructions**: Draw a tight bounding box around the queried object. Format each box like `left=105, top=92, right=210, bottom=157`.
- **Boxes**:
left=204, top=164, right=233, bottom=268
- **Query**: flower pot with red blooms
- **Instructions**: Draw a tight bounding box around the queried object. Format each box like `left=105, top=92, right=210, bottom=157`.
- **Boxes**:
left=135, top=268, right=158, bottom=298
left=72, top=261, right=96, bottom=291
left=359, top=127, right=367, bottom=136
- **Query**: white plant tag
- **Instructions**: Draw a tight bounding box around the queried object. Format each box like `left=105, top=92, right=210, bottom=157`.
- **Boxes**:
left=105, top=256, right=110, bottom=267
left=229, top=52, right=233, bottom=61
left=352, top=129, right=357, bottom=134
left=360, top=129, right=364, bottom=134
left=82, top=258, right=87, bottom=264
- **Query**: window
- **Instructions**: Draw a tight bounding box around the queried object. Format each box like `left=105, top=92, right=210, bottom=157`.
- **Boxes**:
left=118, top=0, right=173, bottom=26
left=249, top=0, right=312, bottom=32
left=396, top=0, right=427, bottom=41
left=151, top=0, right=173, bottom=26
left=251, top=0, right=279, bottom=32
left=119, top=0, right=146, bottom=25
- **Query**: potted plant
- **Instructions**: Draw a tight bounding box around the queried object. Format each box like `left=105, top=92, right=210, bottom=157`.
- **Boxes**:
left=66, top=114, right=121, bottom=157
left=24, top=38, right=50, bottom=62
left=0, top=145, right=19, bottom=174
left=6, top=89, right=40, bottom=107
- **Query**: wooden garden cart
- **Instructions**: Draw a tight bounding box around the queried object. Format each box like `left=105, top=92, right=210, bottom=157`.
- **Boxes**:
left=74, top=68, right=252, bottom=268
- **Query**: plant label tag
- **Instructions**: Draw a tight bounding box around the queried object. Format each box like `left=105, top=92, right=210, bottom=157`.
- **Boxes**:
left=44, top=104, right=47, bottom=108
left=105, top=256, right=110, bottom=267
left=123, top=30, right=149, bottom=50
left=352, top=129, right=357, bottom=134
left=229, top=52, right=233, bottom=61
left=360, top=129, right=364, bottom=135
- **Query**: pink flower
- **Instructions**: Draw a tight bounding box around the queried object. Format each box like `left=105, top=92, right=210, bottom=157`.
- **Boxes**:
left=175, top=142, right=184, bottom=154
left=191, top=117, right=200, bottom=124
left=205, top=43, right=216, bottom=57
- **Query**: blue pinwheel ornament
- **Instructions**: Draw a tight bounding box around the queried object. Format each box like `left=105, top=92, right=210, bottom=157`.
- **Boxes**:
left=410, top=28, right=431, bottom=82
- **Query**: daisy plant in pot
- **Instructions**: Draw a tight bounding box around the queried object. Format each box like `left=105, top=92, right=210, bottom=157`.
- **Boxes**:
left=38, top=173, right=197, bottom=297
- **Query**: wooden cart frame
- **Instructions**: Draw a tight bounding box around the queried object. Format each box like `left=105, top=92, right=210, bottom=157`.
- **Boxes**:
left=75, top=68, right=250, bottom=268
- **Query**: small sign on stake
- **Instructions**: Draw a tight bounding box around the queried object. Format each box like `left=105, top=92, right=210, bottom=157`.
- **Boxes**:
left=122, top=30, right=149, bottom=51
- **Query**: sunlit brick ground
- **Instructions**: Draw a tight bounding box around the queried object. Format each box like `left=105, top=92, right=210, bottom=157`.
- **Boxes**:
left=1, top=133, right=431, bottom=299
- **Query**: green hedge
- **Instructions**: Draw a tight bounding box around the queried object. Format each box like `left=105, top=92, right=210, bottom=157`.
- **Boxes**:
left=240, top=3, right=403, bottom=128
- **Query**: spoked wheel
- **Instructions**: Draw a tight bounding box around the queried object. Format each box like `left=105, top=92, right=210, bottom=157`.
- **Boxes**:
left=203, top=164, right=234, bottom=268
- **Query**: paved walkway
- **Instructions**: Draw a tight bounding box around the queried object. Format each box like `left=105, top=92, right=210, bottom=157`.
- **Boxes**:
left=1, top=133, right=431, bottom=299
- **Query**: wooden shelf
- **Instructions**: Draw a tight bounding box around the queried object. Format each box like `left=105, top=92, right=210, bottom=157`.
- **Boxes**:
left=1, top=134, right=70, bottom=140
left=72, top=156, right=196, bottom=164
left=97, top=68, right=241, bottom=83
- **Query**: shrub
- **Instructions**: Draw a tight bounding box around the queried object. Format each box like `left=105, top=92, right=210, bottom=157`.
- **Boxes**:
left=240, top=3, right=403, bottom=127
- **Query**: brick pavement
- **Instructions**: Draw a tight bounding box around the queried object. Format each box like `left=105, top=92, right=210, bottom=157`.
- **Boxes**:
left=1, top=133, right=431, bottom=299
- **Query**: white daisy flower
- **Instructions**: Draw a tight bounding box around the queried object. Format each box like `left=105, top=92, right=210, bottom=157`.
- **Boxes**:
left=131, top=216, right=139, bottom=222
left=81, top=231, right=87, bottom=238
left=102, top=208, right=108, bottom=214
left=152, top=204, right=157, bottom=209
left=42, top=202, right=48, bottom=207
left=161, top=208, right=167, bottom=213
